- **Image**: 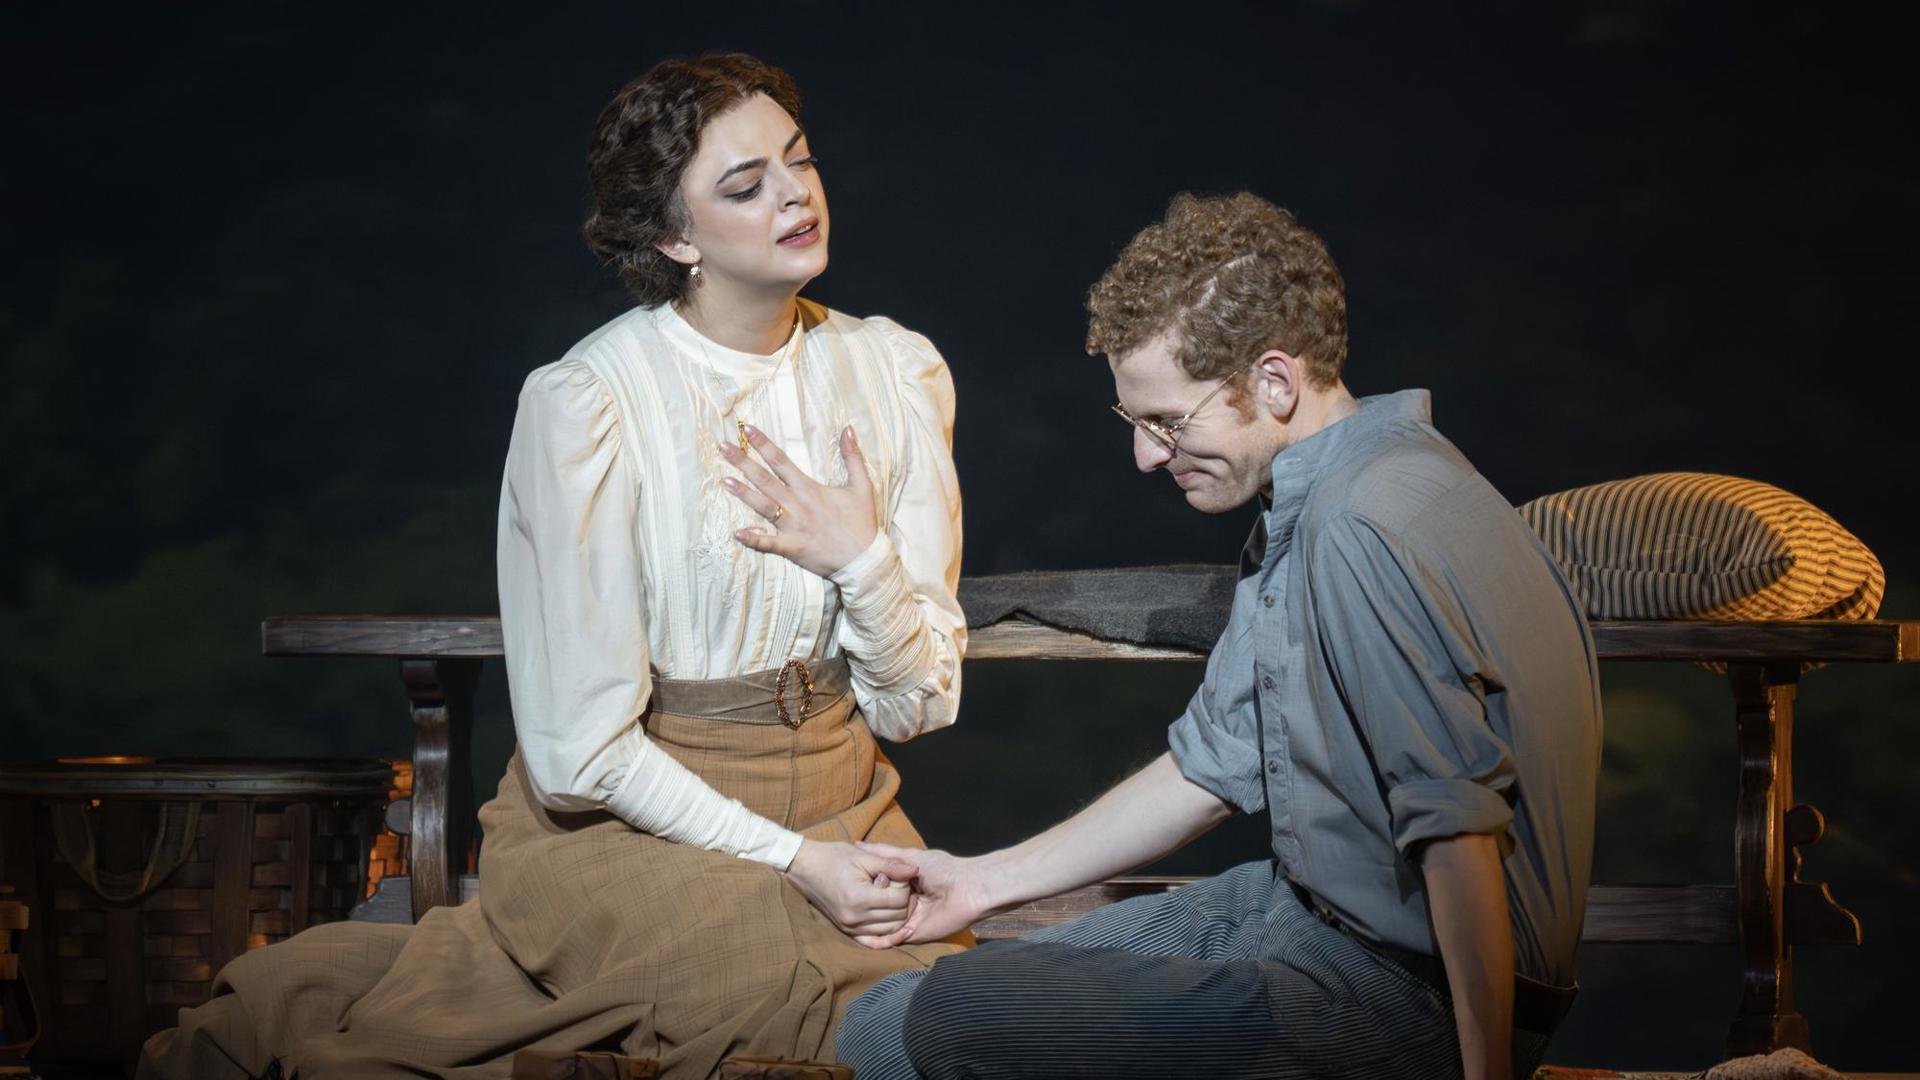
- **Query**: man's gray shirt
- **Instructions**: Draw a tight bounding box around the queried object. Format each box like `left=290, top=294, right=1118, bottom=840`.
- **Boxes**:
left=1168, top=389, right=1602, bottom=986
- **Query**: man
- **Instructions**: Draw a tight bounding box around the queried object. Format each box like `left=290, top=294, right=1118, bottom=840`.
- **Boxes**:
left=834, top=192, right=1602, bottom=1080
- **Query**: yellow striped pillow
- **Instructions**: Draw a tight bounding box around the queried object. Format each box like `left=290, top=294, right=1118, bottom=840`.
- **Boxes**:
left=1518, top=473, right=1883, bottom=621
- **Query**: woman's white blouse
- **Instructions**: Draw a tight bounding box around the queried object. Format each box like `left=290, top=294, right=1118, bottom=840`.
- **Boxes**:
left=497, top=300, right=965, bottom=869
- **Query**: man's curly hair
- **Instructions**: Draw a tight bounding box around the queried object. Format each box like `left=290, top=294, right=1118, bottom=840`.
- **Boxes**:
left=583, top=54, right=802, bottom=307
left=1085, top=192, right=1348, bottom=395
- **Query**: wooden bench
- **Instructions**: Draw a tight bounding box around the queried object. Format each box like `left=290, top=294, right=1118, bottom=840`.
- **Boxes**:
left=262, top=614, right=1918, bottom=1057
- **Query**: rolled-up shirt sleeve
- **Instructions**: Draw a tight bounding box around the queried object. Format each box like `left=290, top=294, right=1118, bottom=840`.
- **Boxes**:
left=1306, top=512, right=1517, bottom=856
left=828, top=320, right=966, bottom=743
left=498, top=359, right=801, bottom=869
left=1168, top=616, right=1266, bottom=815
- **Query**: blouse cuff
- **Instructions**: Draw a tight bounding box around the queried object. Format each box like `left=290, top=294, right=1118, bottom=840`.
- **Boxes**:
left=828, top=533, right=936, bottom=691
left=829, top=532, right=899, bottom=599
left=757, top=828, right=806, bottom=871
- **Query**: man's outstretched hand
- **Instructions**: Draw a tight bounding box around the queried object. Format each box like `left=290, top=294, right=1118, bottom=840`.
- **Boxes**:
left=784, top=839, right=922, bottom=946
left=853, top=841, right=996, bottom=945
left=838, top=754, right=1235, bottom=950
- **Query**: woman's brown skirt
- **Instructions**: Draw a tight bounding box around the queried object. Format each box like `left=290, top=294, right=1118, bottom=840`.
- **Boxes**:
left=138, top=658, right=967, bottom=1079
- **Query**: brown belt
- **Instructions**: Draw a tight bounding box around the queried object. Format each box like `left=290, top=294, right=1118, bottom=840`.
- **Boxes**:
left=650, top=656, right=851, bottom=728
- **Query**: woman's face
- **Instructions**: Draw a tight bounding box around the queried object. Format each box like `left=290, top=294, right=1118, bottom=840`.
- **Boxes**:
left=669, top=92, right=828, bottom=298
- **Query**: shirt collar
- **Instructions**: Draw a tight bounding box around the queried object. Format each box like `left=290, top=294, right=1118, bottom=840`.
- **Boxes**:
left=1263, top=389, right=1433, bottom=552
left=655, top=302, right=805, bottom=380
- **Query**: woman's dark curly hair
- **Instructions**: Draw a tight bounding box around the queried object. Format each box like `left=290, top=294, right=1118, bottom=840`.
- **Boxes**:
left=583, top=54, right=803, bottom=307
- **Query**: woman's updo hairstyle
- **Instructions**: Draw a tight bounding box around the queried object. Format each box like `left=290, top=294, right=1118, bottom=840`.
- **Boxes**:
left=583, top=53, right=803, bottom=307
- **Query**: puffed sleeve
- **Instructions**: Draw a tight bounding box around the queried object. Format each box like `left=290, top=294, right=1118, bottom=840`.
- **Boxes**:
left=1304, top=512, right=1518, bottom=857
left=499, top=359, right=802, bottom=868
left=825, top=319, right=966, bottom=742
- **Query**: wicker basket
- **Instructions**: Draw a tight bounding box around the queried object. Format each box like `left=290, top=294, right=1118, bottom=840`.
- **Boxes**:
left=0, top=756, right=392, bottom=1063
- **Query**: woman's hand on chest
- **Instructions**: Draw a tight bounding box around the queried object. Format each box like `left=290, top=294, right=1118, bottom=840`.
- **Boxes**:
left=720, top=423, right=879, bottom=578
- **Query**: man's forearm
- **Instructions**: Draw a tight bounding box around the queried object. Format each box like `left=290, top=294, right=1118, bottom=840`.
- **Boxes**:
left=1422, top=832, right=1514, bottom=1080
left=977, top=751, right=1233, bottom=911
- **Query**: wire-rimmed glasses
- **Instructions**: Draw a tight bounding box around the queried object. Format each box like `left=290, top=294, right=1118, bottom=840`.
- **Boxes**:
left=1110, top=371, right=1239, bottom=458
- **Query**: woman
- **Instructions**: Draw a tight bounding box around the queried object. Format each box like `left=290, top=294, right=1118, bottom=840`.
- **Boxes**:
left=141, top=53, right=969, bottom=1079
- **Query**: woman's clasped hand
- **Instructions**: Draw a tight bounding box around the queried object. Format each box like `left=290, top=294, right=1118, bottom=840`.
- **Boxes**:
left=782, top=839, right=923, bottom=947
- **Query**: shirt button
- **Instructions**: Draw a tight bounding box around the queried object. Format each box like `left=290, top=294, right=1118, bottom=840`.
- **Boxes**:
left=1263, top=594, right=1275, bottom=608
left=1267, top=758, right=1280, bottom=775
left=1262, top=674, right=1276, bottom=691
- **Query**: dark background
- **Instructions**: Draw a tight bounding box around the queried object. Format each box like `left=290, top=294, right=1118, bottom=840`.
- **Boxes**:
left=5, top=1, right=1916, bottom=1070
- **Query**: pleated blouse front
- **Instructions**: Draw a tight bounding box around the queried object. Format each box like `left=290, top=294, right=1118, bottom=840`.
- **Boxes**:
left=497, top=299, right=965, bottom=867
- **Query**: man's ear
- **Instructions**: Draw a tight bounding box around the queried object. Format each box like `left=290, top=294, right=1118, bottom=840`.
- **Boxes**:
left=1254, top=350, right=1303, bottom=419
left=656, top=235, right=700, bottom=267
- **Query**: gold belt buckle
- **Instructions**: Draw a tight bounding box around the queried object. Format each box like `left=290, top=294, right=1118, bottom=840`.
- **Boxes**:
left=773, top=659, right=814, bottom=730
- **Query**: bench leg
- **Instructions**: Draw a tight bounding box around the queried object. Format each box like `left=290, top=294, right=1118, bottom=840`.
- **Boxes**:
left=401, top=658, right=482, bottom=923
left=1727, top=661, right=1810, bottom=1057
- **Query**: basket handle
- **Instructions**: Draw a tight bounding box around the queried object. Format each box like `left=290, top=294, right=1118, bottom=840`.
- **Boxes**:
left=48, top=800, right=202, bottom=902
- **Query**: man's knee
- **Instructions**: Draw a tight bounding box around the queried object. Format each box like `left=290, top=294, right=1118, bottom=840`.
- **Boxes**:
left=837, top=980, right=900, bottom=1045
left=901, top=950, right=1003, bottom=1079
left=836, top=971, right=923, bottom=1079
left=902, top=943, right=1071, bottom=1079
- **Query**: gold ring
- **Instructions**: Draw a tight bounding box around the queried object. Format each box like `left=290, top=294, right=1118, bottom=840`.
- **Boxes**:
left=771, top=503, right=784, bottom=523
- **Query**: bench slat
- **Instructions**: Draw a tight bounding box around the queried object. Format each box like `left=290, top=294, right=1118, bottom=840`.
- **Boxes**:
left=263, top=616, right=502, bottom=659
left=264, top=615, right=1917, bottom=664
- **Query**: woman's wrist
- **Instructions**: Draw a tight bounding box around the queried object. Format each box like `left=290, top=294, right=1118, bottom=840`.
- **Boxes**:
left=783, top=837, right=818, bottom=878
left=826, top=531, right=892, bottom=589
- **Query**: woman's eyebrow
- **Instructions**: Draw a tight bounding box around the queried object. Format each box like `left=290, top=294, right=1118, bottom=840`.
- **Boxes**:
left=712, top=130, right=808, bottom=188
left=714, top=157, right=767, bottom=186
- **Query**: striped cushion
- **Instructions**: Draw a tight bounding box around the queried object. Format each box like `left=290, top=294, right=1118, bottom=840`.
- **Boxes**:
left=1518, top=473, right=1883, bottom=621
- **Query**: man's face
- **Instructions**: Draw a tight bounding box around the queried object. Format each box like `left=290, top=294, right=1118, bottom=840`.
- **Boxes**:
left=1109, top=330, right=1283, bottom=513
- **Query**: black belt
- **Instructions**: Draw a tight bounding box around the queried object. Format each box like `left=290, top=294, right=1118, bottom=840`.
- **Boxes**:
left=1293, top=884, right=1577, bottom=1038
